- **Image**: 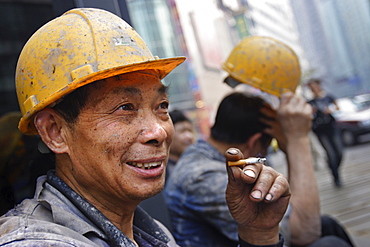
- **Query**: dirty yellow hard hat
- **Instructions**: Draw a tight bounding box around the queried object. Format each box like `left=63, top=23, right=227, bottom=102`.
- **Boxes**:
left=16, top=8, right=186, bottom=135
left=222, top=36, right=301, bottom=97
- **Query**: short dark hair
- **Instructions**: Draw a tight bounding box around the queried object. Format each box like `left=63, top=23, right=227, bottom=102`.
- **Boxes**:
left=210, top=92, right=271, bottom=145
left=53, top=80, right=103, bottom=127
left=169, top=110, right=191, bottom=125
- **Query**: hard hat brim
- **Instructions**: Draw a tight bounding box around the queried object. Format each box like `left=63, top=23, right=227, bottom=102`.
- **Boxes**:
left=19, top=56, right=186, bottom=135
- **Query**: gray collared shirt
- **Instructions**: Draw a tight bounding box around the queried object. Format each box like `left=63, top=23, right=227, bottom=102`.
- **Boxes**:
left=0, top=171, right=177, bottom=247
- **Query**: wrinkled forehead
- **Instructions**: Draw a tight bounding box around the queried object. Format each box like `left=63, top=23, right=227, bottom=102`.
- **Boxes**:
left=85, top=72, right=167, bottom=101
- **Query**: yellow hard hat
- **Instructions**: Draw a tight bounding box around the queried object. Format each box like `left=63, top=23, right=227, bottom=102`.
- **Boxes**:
left=222, top=36, right=301, bottom=97
left=16, top=8, right=186, bottom=135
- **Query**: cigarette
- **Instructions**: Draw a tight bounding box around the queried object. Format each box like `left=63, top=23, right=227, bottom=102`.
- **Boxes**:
left=228, top=157, right=267, bottom=166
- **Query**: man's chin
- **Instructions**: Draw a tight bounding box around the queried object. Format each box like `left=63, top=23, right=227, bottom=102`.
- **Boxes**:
left=132, top=183, right=164, bottom=201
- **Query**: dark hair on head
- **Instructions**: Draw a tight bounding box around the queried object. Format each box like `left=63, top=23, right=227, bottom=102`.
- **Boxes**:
left=210, top=92, right=271, bottom=145
left=169, top=110, right=191, bottom=125
left=53, top=80, right=103, bottom=127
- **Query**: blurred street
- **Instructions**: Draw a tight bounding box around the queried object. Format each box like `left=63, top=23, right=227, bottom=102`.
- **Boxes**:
left=270, top=140, right=370, bottom=247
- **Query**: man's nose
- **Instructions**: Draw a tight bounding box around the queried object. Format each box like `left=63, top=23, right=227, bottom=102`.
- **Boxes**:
left=139, top=115, right=169, bottom=146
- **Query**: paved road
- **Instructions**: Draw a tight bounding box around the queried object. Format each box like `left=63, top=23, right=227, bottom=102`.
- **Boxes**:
left=270, top=140, right=370, bottom=246
left=317, top=141, right=370, bottom=246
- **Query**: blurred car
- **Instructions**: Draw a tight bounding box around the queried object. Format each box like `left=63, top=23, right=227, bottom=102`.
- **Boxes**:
left=333, top=94, right=370, bottom=146
left=354, top=93, right=370, bottom=107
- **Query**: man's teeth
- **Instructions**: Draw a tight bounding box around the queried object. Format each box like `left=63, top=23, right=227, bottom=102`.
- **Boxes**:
left=127, top=161, right=161, bottom=169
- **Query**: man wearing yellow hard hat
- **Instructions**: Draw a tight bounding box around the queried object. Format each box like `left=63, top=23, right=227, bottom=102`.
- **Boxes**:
left=164, top=36, right=353, bottom=247
left=0, top=8, right=291, bottom=247
left=223, top=37, right=352, bottom=246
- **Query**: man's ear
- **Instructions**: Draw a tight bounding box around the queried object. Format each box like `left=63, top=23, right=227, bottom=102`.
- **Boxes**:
left=246, top=132, right=262, bottom=148
left=34, top=109, right=69, bottom=154
left=242, top=132, right=264, bottom=157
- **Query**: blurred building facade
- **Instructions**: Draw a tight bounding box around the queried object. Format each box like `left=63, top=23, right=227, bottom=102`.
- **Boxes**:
left=175, top=0, right=370, bottom=109
left=1, top=0, right=370, bottom=133
left=290, top=0, right=370, bottom=98
left=174, top=0, right=310, bottom=115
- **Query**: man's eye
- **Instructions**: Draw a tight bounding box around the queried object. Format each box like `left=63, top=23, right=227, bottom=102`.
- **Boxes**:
left=118, top=103, right=135, bottom=111
left=159, top=102, right=169, bottom=110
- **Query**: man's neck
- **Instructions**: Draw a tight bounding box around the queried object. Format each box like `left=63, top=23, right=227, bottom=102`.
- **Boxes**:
left=47, top=171, right=137, bottom=244
left=207, top=137, right=233, bottom=156
left=54, top=157, right=138, bottom=240
left=207, top=136, right=253, bottom=159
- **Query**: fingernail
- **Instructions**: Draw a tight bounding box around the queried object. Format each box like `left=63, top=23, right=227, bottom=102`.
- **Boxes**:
left=243, top=169, right=256, bottom=178
left=251, top=190, right=262, bottom=199
left=227, top=149, right=238, bottom=155
left=265, top=193, right=273, bottom=201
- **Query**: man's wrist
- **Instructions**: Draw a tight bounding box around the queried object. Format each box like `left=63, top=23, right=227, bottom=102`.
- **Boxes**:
left=285, top=134, right=310, bottom=143
left=239, top=233, right=284, bottom=247
left=238, top=226, right=279, bottom=245
left=286, top=135, right=310, bottom=150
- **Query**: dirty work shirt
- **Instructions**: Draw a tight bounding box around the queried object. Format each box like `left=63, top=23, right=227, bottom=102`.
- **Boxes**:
left=0, top=170, right=177, bottom=247
left=164, top=139, right=289, bottom=247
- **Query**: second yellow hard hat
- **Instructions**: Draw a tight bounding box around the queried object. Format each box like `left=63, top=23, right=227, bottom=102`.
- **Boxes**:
left=222, top=36, right=301, bottom=97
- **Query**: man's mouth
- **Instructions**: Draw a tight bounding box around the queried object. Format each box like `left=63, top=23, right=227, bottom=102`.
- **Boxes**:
left=126, top=161, right=162, bottom=169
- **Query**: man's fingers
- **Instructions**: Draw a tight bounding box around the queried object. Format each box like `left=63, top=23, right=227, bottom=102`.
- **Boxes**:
left=280, top=91, right=294, bottom=105
left=248, top=165, right=274, bottom=202
left=241, top=162, right=263, bottom=182
left=265, top=174, right=291, bottom=200
left=225, top=148, right=244, bottom=161
left=225, top=148, right=244, bottom=182
left=227, top=162, right=263, bottom=184
left=224, top=148, right=290, bottom=203
left=249, top=166, right=290, bottom=203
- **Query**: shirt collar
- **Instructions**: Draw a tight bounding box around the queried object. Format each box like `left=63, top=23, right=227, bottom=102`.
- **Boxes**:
left=45, top=170, right=169, bottom=247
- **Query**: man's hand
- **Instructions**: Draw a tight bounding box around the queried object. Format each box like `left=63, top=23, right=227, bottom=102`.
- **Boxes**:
left=259, top=91, right=313, bottom=153
left=225, top=148, right=291, bottom=245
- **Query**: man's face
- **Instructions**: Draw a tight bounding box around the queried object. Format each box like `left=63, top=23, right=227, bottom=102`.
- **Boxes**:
left=61, top=71, right=174, bottom=204
left=308, top=81, right=322, bottom=96
left=170, top=121, right=195, bottom=157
